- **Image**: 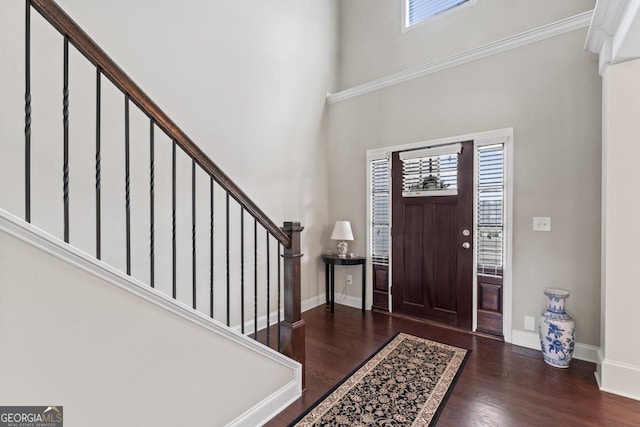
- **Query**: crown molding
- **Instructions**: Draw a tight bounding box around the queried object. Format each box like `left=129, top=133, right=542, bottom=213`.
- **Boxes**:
left=585, top=0, right=628, bottom=54
left=586, top=0, right=640, bottom=75
left=328, top=10, right=593, bottom=104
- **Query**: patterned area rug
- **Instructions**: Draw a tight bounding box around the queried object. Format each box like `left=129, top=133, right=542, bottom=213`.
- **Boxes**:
left=290, top=333, right=469, bottom=426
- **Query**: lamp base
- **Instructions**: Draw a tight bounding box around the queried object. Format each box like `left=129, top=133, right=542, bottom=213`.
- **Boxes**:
left=336, top=241, right=348, bottom=258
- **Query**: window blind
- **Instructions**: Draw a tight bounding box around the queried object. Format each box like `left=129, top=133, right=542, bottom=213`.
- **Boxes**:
left=371, top=159, right=390, bottom=265
left=477, top=144, right=504, bottom=277
left=407, top=0, right=470, bottom=26
left=401, top=148, right=458, bottom=195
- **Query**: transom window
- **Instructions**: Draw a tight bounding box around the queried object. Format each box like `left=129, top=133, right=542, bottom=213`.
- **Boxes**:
left=399, top=143, right=461, bottom=197
left=405, top=0, right=472, bottom=28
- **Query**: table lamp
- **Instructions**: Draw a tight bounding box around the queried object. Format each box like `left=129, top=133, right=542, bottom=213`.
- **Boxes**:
left=331, top=221, right=354, bottom=258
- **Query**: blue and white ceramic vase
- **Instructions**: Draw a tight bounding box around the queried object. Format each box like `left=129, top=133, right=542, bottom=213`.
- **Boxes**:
left=539, top=288, right=575, bottom=368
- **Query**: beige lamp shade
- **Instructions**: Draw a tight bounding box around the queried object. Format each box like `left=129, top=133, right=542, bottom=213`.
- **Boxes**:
left=331, top=221, right=353, bottom=258
left=331, top=221, right=354, bottom=241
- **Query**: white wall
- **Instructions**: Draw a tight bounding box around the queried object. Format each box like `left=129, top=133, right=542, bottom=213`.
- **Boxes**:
left=338, top=0, right=593, bottom=89
left=599, top=58, right=640, bottom=399
left=0, top=228, right=297, bottom=426
left=328, top=1, right=602, bottom=346
left=0, top=0, right=337, bottom=313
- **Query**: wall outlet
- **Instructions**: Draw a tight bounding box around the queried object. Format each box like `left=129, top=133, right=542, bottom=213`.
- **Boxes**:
left=346, top=274, right=353, bottom=285
left=524, top=316, right=536, bottom=331
left=533, top=217, right=551, bottom=231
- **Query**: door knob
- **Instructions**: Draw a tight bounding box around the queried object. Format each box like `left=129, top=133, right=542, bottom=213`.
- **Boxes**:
left=462, top=242, right=471, bottom=249
left=462, top=229, right=471, bottom=236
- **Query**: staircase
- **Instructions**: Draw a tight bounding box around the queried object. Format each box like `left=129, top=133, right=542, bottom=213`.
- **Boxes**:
left=0, top=1, right=305, bottom=424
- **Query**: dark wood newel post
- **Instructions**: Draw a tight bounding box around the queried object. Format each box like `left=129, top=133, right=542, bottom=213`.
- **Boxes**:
left=281, top=221, right=306, bottom=389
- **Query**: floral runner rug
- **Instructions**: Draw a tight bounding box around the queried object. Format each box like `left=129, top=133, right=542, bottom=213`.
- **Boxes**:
left=290, top=333, right=469, bottom=426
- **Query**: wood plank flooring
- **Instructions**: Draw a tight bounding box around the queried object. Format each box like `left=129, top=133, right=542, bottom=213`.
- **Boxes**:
left=266, top=304, right=640, bottom=426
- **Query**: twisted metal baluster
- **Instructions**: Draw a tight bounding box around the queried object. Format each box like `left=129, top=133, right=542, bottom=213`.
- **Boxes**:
left=95, top=68, right=102, bottom=259
left=210, top=176, right=214, bottom=318
left=278, top=243, right=281, bottom=352
left=25, top=0, right=31, bottom=223
left=254, top=218, right=258, bottom=340
left=266, top=231, right=270, bottom=347
left=240, top=206, right=245, bottom=334
left=172, top=140, right=177, bottom=299
left=226, top=191, right=230, bottom=327
left=63, top=36, right=70, bottom=243
left=124, top=95, right=131, bottom=275
left=149, top=119, right=155, bottom=287
left=192, top=159, right=196, bottom=309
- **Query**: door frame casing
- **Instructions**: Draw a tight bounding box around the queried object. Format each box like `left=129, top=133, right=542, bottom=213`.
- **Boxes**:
left=365, top=127, right=514, bottom=342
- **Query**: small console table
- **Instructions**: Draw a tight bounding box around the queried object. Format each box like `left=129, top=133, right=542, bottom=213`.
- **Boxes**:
left=321, top=254, right=366, bottom=313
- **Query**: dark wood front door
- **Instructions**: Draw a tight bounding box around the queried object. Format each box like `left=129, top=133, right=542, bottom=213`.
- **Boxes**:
left=391, top=141, right=473, bottom=329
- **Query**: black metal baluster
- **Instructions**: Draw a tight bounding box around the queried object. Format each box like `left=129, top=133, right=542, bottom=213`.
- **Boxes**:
left=226, top=191, right=230, bottom=327
left=277, top=242, right=281, bottom=352
left=149, top=119, right=154, bottom=287
left=192, top=159, right=196, bottom=309
left=210, top=177, right=214, bottom=318
left=240, top=206, right=245, bottom=334
left=266, top=231, right=270, bottom=347
left=24, top=0, right=31, bottom=223
left=254, top=218, right=258, bottom=340
left=63, top=36, right=69, bottom=243
left=124, top=95, right=131, bottom=275
left=95, top=68, right=101, bottom=259
left=172, top=140, right=177, bottom=299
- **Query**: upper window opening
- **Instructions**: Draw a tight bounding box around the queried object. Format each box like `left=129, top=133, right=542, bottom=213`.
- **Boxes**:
left=399, top=143, right=462, bottom=197
left=405, top=0, right=471, bottom=28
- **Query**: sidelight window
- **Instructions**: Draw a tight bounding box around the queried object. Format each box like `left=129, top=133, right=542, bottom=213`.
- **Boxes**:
left=476, top=144, right=504, bottom=277
left=371, top=158, right=390, bottom=266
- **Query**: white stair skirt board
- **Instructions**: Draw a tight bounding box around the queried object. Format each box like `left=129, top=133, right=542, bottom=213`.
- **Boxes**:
left=0, top=208, right=301, bottom=426
left=511, top=329, right=600, bottom=364
left=226, top=380, right=300, bottom=427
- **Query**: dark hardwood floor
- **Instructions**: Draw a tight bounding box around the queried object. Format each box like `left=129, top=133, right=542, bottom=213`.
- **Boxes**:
left=267, top=304, right=640, bottom=426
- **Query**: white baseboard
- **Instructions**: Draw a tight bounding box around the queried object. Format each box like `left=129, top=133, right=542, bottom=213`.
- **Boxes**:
left=301, top=294, right=363, bottom=313
left=227, top=379, right=300, bottom=427
left=599, top=358, right=640, bottom=401
left=335, top=295, right=363, bottom=310
left=511, top=329, right=542, bottom=350
left=511, top=329, right=600, bottom=363
left=595, top=348, right=605, bottom=388
left=228, top=292, right=365, bottom=334
left=302, top=294, right=325, bottom=313
left=574, top=343, right=600, bottom=364
left=232, top=309, right=284, bottom=336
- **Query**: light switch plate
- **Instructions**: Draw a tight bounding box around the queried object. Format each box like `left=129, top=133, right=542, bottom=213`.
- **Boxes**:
left=533, top=217, right=551, bottom=232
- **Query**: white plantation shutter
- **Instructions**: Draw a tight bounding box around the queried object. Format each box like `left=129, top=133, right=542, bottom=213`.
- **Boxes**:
left=407, top=0, right=471, bottom=27
left=371, top=159, right=390, bottom=265
left=477, top=144, right=504, bottom=277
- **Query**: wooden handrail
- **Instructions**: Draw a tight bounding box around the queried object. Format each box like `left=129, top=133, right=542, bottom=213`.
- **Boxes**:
left=30, top=0, right=291, bottom=248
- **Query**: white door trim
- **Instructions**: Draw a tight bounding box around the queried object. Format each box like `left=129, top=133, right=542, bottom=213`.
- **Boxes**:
left=365, top=127, right=514, bottom=343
